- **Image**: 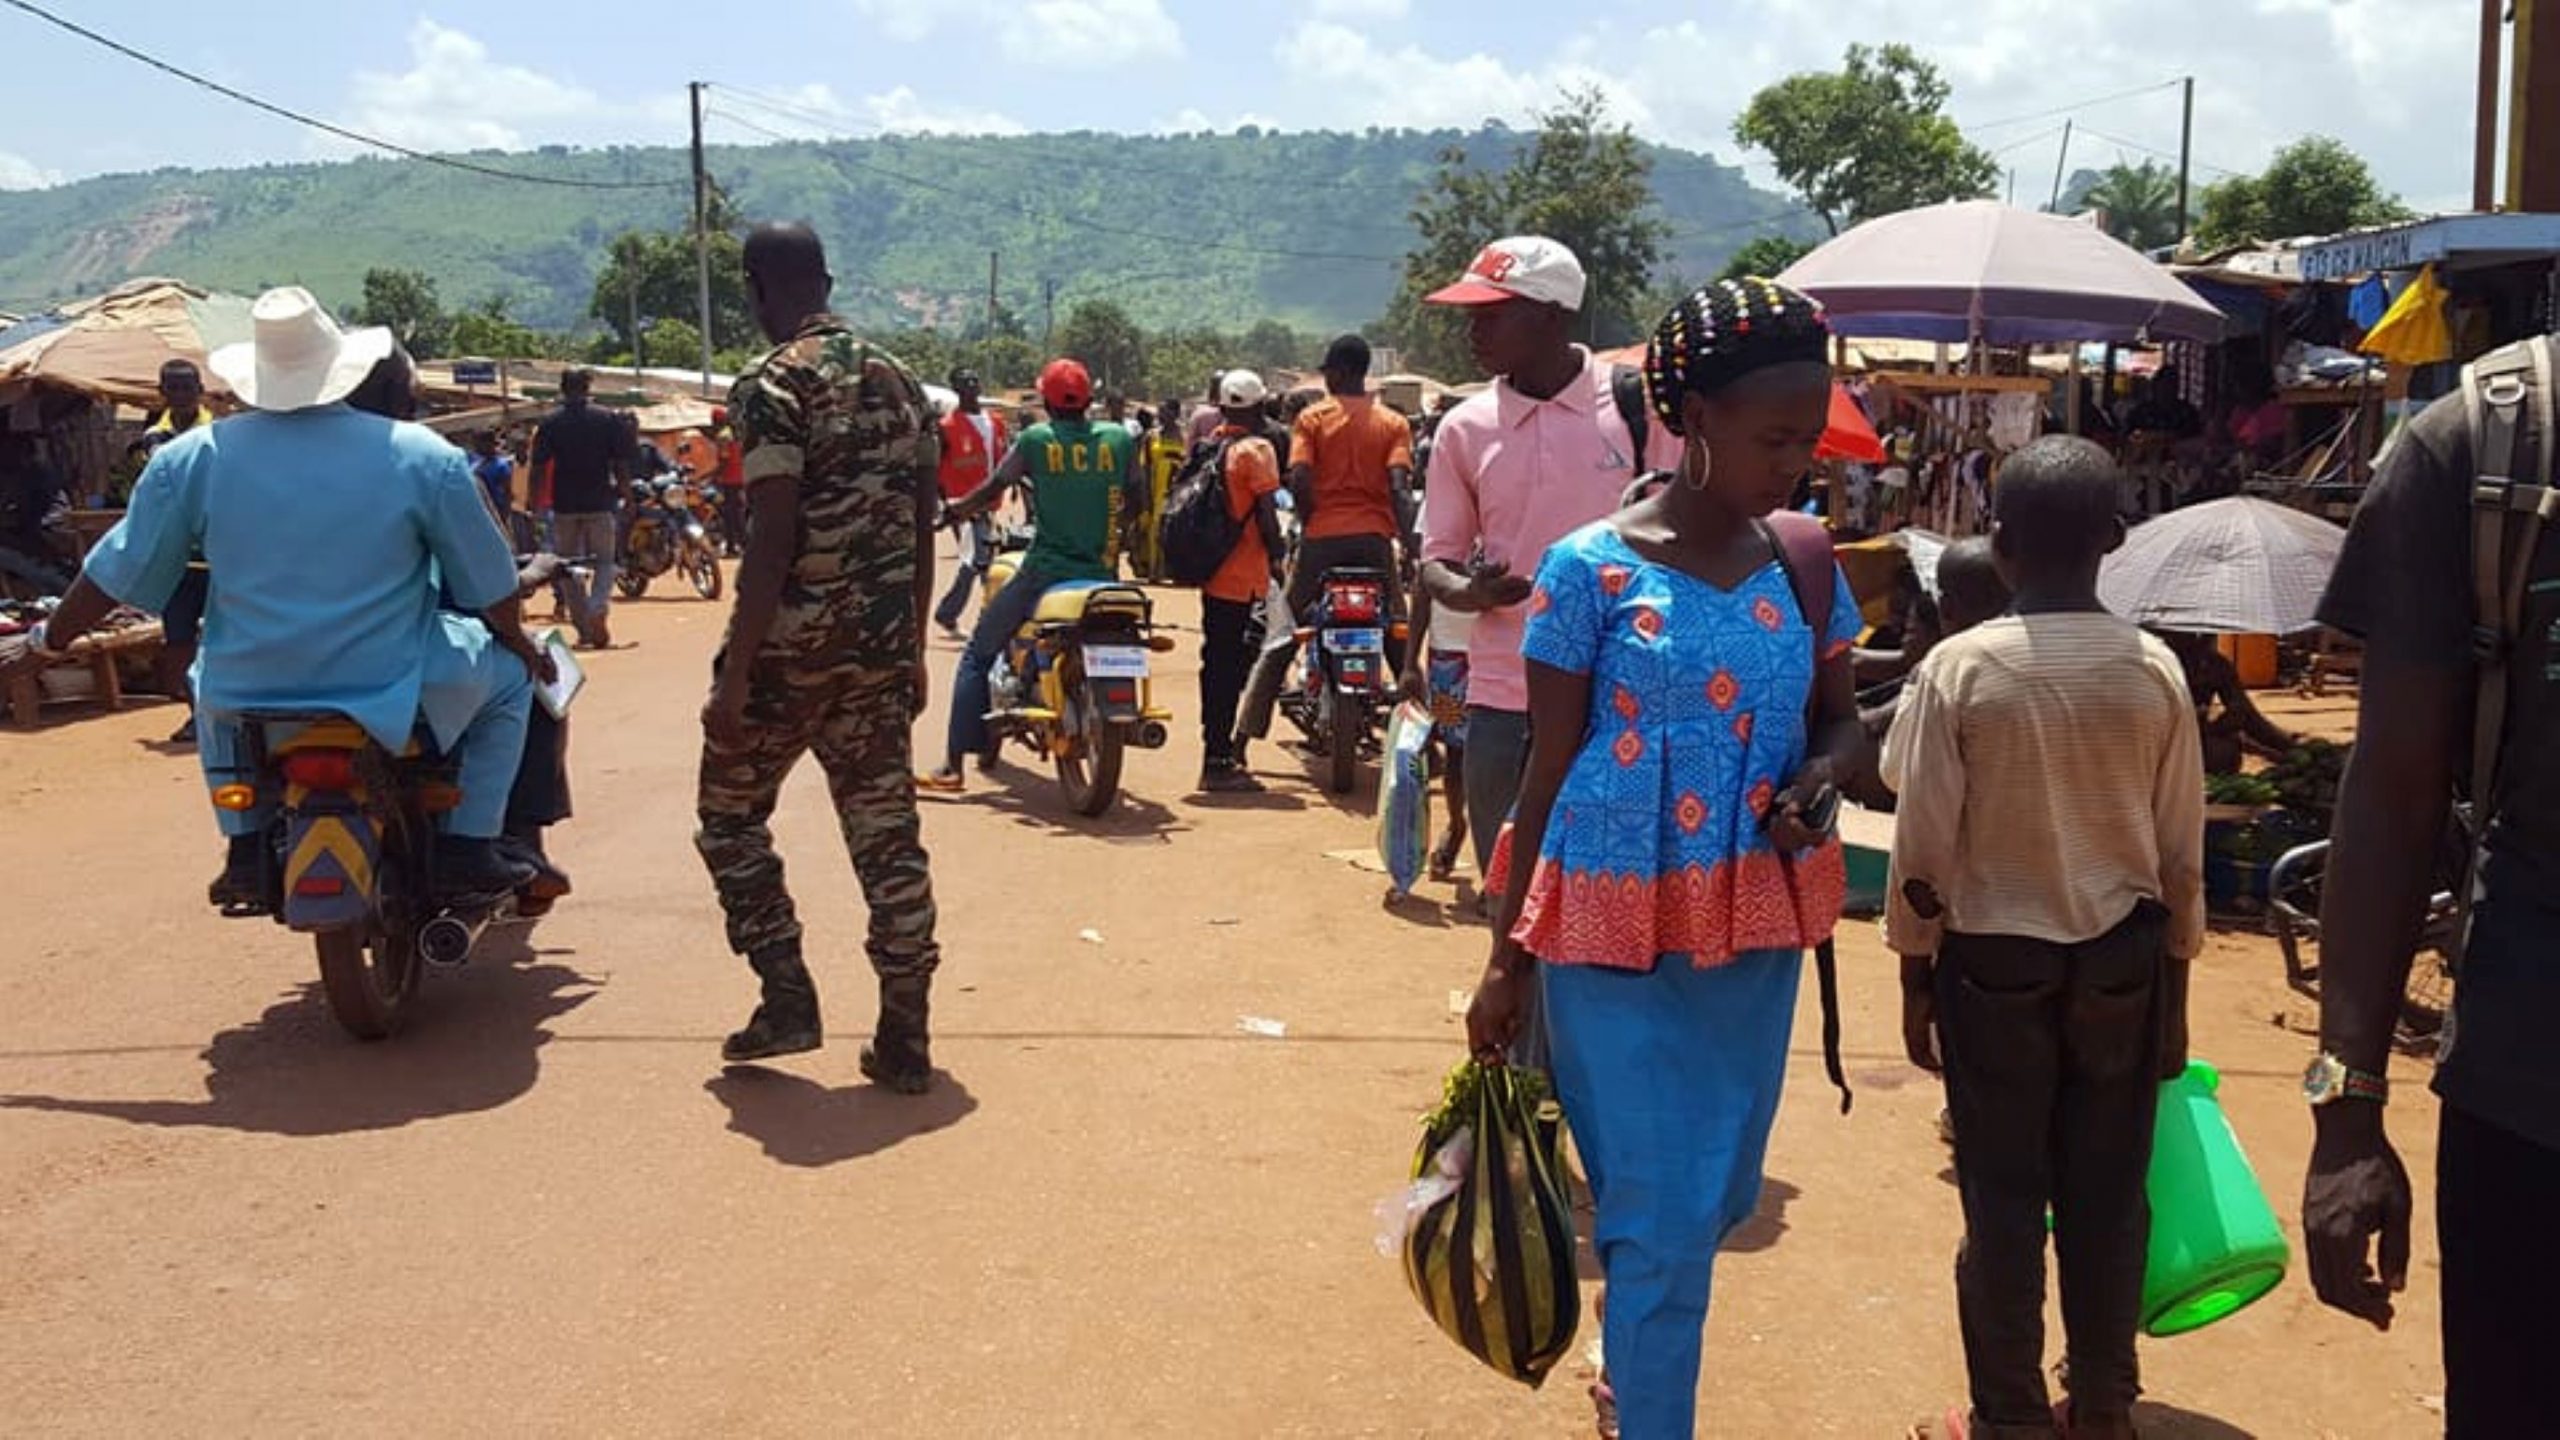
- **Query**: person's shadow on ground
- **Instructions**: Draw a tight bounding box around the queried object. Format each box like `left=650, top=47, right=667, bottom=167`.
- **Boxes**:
left=702, top=1066, right=978, bottom=1168
left=0, top=936, right=594, bottom=1138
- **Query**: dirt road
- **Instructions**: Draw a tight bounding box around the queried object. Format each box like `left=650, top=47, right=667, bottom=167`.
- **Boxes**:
left=0, top=572, right=2447, bottom=1437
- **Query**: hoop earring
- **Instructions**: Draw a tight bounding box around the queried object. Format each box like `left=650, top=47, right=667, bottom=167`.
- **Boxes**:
left=1680, top=440, right=1713, bottom=492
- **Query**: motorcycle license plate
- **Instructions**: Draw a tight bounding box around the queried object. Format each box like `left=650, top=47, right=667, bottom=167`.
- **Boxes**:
left=1325, top=628, right=1385, bottom=654
left=1082, top=644, right=1150, bottom=679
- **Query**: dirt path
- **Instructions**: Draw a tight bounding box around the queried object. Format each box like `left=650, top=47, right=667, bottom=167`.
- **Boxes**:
left=0, top=569, right=2446, bottom=1437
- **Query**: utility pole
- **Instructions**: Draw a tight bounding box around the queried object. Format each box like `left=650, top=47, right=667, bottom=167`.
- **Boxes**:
left=986, top=250, right=999, bottom=369
left=2175, top=77, right=2196, bottom=243
left=2477, top=0, right=2504, bottom=210
left=2049, top=119, right=2074, bottom=211
left=690, top=81, right=715, bottom=397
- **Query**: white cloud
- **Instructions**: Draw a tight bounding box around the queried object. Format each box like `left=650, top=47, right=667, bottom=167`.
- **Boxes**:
left=848, top=0, right=1181, bottom=66
left=1309, top=0, right=1410, bottom=17
left=859, top=86, right=1028, bottom=137
left=0, top=151, right=61, bottom=190
left=339, top=19, right=615, bottom=153
left=1002, top=0, right=1183, bottom=65
left=1269, top=2, right=2476, bottom=218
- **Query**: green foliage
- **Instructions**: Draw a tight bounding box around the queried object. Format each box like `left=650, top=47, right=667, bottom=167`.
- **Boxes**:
left=0, top=129, right=1796, bottom=350
left=1378, top=90, right=1672, bottom=379
left=351, top=266, right=450, bottom=360
left=641, top=316, right=705, bottom=371
left=1717, top=235, right=1816, bottom=283
left=1055, top=299, right=1147, bottom=396
left=2082, top=162, right=2183, bottom=252
left=589, top=228, right=751, bottom=353
left=1734, top=43, right=2000, bottom=236
left=2194, top=137, right=2412, bottom=250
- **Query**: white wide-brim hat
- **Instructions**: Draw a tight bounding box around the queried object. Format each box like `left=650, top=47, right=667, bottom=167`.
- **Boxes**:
left=208, top=286, right=396, bottom=412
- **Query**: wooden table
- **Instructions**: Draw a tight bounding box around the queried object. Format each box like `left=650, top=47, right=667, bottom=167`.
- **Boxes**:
left=6, top=620, right=163, bottom=727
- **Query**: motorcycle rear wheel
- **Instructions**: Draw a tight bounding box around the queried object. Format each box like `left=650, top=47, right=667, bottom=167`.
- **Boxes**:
left=613, top=567, right=650, bottom=600
left=1327, top=691, right=1362, bottom=795
left=1057, top=724, right=1126, bottom=817
left=685, top=548, right=723, bottom=600
left=315, top=926, right=420, bottom=1040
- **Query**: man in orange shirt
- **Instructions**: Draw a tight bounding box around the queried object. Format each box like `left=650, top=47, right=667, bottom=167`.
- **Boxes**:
left=1234, top=334, right=1411, bottom=762
left=931, top=368, right=1009, bottom=637
left=1196, top=369, right=1287, bottom=794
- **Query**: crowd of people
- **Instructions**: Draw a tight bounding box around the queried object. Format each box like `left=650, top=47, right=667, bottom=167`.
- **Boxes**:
left=0, top=215, right=2550, bottom=1440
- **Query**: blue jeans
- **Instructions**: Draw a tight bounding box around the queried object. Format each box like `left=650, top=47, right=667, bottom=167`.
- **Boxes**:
left=199, top=644, right=534, bottom=841
left=944, top=562, right=1057, bottom=767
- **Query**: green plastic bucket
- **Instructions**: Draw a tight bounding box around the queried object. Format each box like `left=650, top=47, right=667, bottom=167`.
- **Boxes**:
left=2142, top=1059, right=2290, bottom=1336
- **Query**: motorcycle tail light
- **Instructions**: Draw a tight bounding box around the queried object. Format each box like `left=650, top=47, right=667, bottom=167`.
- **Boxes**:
left=1096, top=680, right=1138, bottom=708
left=1326, top=584, right=1381, bottom=623
left=280, top=751, right=360, bottom=791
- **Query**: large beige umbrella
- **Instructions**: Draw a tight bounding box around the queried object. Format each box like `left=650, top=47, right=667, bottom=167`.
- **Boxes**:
left=0, top=278, right=256, bottom=407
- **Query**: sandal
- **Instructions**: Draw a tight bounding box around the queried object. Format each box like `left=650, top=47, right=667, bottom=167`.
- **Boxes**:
left=914, top=769, right=964, bottom=794
left=1589, top=1379, right=1619, bottom=1440
left=1428, top=838, right=1462, bottom=883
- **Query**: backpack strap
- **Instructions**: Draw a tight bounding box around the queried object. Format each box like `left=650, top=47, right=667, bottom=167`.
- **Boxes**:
left=1611, top=365, right=1651, bottom=469
left=1758, top=508, right=1852, bottom=1116
left=2458, top=339, right=2559, bottom=949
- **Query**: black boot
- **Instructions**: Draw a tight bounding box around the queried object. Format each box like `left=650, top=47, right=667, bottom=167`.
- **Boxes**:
left=858, top=973, right=933, bottom=1094
left=208, top=833, right=267, bottom=914
left=723, top=941, right=823, bottom=1063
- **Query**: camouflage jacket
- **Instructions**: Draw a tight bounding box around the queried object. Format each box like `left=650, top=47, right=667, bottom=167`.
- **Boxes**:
left=726, top=314, right=939, bottom=669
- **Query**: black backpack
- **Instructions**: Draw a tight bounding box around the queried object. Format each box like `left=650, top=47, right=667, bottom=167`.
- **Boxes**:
left=1157, top=437, right=1247, bottom=587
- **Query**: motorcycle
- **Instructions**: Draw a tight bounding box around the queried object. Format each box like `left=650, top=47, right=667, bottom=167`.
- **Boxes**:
left=616, top=475, right=723, bottom=601
left=980, top=546, right=1176, bottom=816
left=210, top=712, right=526, bottom=1039
left=1277, top=566, right=1400, bottom=795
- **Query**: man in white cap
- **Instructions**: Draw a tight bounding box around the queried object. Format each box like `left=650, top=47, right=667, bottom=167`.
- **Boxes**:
left=1418, top=236, right=1682, bottom=896
left=1188, top=367, right=1289, bottom=792
left=0, top=287, right=538, bottom=901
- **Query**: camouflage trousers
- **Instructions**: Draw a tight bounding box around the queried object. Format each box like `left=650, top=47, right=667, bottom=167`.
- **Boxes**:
left=695, top=659, right=940, bottom=982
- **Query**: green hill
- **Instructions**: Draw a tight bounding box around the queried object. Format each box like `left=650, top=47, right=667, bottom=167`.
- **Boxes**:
left=0, top=128, right=1805, bottom=335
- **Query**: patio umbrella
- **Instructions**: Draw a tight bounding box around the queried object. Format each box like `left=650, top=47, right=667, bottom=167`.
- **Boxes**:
left=1778, top=201, right=2227, bottom=346
left=2098, top=497, right=2346, bottom=635
left=0, top=278, right=256, bottom=408
left=1819, top=384, right=1885, bottom=463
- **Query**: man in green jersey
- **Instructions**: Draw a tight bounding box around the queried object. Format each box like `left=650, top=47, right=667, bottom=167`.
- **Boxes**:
left=922, top=357, right=1140, bottom=790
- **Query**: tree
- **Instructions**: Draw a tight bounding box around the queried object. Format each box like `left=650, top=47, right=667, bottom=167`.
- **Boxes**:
left=448, top=293, right=549, bottom=360
left=1716, top=234, right=1816, bottom=283
left=1379, top=88, right=1671, bottom=378
left=2194, top=136, right=2411, bottom=250
left=1054, top=299, right=1147, bottom=395
left=352, top=267, right=450, bottom=360
left=589, top=227, right=752, bottom=355
left=642, top=317, right=704, bottom=372
left=2081, top=162, right=2183, bottom=251
left=1733, top=44, right=1999, bottom=237
left=1238, top=319, right=1308, bottom=375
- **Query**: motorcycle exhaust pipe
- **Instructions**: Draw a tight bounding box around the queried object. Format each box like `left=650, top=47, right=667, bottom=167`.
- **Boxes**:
left=1135, top=720, right=1169, bottom=750
left=417, top=911, right=490, bottom=969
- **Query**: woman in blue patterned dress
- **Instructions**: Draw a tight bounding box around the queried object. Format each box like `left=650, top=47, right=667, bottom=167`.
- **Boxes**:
left=1467, top=279, right=1865, bottom=1438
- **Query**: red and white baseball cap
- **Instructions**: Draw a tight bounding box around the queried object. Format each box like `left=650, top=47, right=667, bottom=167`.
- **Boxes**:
left=1424, top=236, right=1587, bottom=312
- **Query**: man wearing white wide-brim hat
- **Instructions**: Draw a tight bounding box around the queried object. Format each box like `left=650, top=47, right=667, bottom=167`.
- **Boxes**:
left=0, top=286, right=538, bottom=900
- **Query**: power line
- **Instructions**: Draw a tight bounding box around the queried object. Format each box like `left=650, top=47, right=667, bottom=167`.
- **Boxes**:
left=0, top=0, right=681, bottom=191
left=705, top=107, right=1407, bottom=265
left=2074, top=125, right=2245, bottom=179
left=1963, top=79, right=2185, bottom=134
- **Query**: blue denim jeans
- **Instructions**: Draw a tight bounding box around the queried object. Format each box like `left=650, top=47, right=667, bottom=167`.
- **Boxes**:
left=944, top=562, right=1057, bottom=768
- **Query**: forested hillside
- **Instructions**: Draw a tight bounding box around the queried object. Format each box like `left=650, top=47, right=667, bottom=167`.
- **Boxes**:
left=0, top=127, right=1803, bottom=334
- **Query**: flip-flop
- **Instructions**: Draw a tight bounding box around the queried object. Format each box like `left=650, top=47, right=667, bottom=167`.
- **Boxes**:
left=1588, top=1380, right=1619, bottom=1440
left=914, top=771, right=964, bottom=794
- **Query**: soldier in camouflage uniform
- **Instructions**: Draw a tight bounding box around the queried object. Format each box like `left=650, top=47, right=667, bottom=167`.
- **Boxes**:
left=698, top=222, right=944, bottom=1091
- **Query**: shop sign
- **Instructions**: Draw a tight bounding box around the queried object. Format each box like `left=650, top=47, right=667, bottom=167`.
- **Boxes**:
left=452, top=359, right=499, bottom=385
left=2301, top=227, right=2424, bottom=282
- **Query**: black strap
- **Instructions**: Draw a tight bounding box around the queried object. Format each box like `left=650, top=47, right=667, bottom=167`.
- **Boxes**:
left=1611, top=365, right=1650, bottom=467
left=1816, top=939, right=1852, bottom=1114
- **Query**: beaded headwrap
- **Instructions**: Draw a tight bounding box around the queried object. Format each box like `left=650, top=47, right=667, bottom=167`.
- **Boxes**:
left=1642, top=277, right=1832, bottom=436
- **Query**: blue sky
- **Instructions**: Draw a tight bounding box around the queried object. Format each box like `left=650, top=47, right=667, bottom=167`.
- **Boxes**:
left=0, top=0, right=2487, bottom=211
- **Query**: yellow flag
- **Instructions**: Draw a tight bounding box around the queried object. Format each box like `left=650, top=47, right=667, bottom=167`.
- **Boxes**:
left=2359, top=264, right=2453, bottom=367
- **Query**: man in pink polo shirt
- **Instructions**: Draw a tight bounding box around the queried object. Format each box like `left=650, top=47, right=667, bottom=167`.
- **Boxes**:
left=1419, top=235, right=1681, bottom=882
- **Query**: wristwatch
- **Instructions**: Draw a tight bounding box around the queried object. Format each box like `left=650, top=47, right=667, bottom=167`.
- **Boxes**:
left=2303, top=1052, right=2390, bottom=1107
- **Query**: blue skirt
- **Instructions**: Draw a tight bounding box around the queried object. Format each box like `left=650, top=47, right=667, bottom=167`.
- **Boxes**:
left=1543, top=948, right=1802, bottom=1440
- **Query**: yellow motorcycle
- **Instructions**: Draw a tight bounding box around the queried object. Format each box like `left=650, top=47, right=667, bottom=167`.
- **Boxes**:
left=981, top=549, right=1176, bottom=815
